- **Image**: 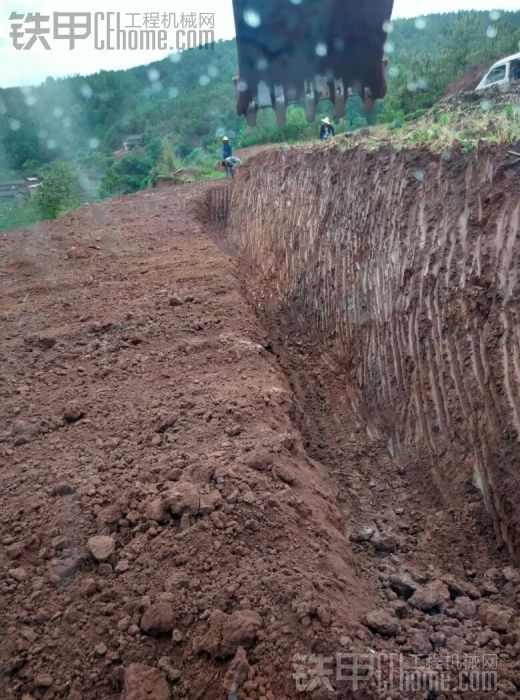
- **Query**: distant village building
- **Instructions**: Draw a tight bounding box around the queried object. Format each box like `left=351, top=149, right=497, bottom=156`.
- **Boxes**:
left=0, top=177, right=40, bottom=200
left=122, top=135, right=142, bottom=152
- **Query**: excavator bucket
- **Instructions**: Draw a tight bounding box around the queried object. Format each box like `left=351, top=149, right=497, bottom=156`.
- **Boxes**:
left=232, top=0, right=394, bottom=125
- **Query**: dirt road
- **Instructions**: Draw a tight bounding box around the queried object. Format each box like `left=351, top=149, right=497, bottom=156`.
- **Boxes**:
left=1, top=181, right=519, bottom=699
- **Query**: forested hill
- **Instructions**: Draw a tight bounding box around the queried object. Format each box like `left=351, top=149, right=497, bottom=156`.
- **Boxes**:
left=0, top=10, right=519, bottom=182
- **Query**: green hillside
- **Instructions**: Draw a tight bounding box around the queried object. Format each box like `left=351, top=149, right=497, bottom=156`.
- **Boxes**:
left=0, top=10, right=519, bottom=230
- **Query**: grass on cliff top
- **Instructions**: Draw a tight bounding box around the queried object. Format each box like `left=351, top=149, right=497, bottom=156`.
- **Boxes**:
left=340, top=99, right=520, bottom=155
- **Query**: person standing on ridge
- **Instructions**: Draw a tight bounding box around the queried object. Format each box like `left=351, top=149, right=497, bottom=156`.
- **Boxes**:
left=319, top=117, right=335, bottom=141
left=221, top=136, right=240, bottom=178
left=221, top=136, right=232, bottom=161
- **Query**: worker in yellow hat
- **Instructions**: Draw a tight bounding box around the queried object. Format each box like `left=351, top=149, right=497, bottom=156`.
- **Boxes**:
left=319, top=117, right=335, bottom=142
left=221, top=136, right=232, bottom=160
left=220, top=136, right=241, bottom=178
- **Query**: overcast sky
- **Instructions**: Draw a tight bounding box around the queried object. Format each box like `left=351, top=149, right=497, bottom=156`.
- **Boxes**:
left=0, top=1, right=518, bottom=87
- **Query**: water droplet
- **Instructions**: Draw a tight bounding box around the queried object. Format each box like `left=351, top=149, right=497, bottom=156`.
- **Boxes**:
left=407, top=81, right=417, bottom=92
left=47, top=139, right=56, bottom=150
left=237, top=80, right=248, bottom=93
left=415, top=18, right=427, bottom=30
left=25, top=96, right=36, bottom=107
left=243, top=9, right=261, bottom=28
left=486, top=26, right=498, bottom=39
left=384, top=42, right=394, bottom=54
left=148, top=68, right=160, bottom=82
left=489, top=10, right=501, bottom=20
left=169, top=52, right=181, bottom=63
left=168, top=87, right=179, bottom=98
left=315, top=42, right=327, bottom=57
left=383, top=21, right=393, bottom=33
left=53, top=107, right=64, bottom=118
left=388, top=66, right=399, bottom=78
left=80, top=84, right=93, bottom=99
left=416, top=78, right=427, bottom=90
left=289, top=0, right=302, bottom=4
left=38, top=130, right=48, bottom=139
left=9, top=119, right=21, bottom=131
left=208, top=65, right=219, bottom=78
left=480, top=100, right=492, bottom=111
left=199, top=75, right=210, bottom=86
left=415, top=170, right=425, bottom=182
left=63, top=117, right=72, bottom=128
left=256, top=58, right=268, bottom=71
left=89, top=138, right=100, bottom=149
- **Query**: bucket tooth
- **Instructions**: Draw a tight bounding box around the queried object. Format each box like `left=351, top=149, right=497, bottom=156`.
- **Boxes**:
left=363, top=86, right=374, bottom=113
left=246, top=101, right=258, bottom=126
left=334, top=78, right=346, bottom=118
left=274, top=85, right=286, bottom=126
left=304, top=82, right=317, bottom=122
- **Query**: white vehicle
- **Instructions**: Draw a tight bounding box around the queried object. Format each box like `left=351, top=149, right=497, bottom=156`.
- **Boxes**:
left=476, top=52, right=520, bottom=92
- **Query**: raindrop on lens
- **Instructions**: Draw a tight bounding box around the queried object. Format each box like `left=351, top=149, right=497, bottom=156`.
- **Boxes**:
left=53, top=107, right=63, bottom=118
left=489, top=10, right=501, bottom=20
left=384, top=42, right=394, bottom=54
left=9, top=119, right=21, bottom=131
left=486, top=26, right=498, bottom=39
left=315, top=43, right=327, bottom=57
left=89, top=138, right=99, bottom=149
left=388, top=66, right=399, bottom=78
left=415, top=170, right=425, bottom=182
left=199, top=75, right=210, bottom=86
left=80, top=84, right=93, bottom=99
left=148, top=68, right=160, bottom=82
left=47, top=139, right=56, bottom=149
left=168, top=87, right=179, bottom=98
left=243, top=9, right=261, bottom=28
left=383, top=21, right=393, bottom=33
left=415, top=18, right=426, bottom=29
left=256, top=58, right=268, bottom=71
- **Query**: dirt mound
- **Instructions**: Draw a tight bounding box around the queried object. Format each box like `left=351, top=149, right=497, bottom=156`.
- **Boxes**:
left=444, top=61, right=492, bottom=96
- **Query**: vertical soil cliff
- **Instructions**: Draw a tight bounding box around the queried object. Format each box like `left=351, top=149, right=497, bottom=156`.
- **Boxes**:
left=222, top=143, right=520, bottom=562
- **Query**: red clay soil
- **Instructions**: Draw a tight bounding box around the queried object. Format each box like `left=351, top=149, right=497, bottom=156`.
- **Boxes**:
left=0, top=179, right=519, bottom=699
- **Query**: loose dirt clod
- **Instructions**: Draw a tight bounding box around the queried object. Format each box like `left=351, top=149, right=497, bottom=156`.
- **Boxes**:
left=87, top=535, right=115, bottom=562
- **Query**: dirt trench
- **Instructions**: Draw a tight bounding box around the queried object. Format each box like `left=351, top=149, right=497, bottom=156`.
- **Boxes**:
left=203, top=141, right=520, bottom=696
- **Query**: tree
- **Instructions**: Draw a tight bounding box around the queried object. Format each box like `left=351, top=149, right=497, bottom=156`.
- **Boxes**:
left=36, top=162, right=83, bottom=219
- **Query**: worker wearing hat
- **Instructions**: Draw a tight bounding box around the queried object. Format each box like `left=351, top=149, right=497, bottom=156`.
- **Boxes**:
left=221, top=136, right=232, bottom=160
left=319, top=117, right=335, bottom=142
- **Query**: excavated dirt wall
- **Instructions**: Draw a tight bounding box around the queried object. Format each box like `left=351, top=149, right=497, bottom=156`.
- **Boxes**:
left=223, top=143, right=520, bottom=562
